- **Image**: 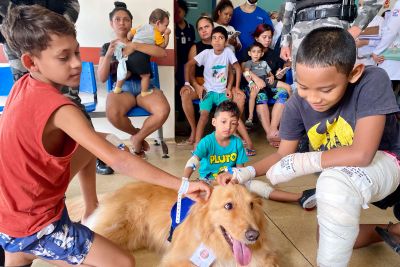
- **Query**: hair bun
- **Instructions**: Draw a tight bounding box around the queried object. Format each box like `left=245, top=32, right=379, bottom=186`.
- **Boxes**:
left=114, top=1, right=127, bottom=8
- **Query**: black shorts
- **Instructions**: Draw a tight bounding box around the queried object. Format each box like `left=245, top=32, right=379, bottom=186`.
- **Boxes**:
left=126, top=51, right=151, bottom=77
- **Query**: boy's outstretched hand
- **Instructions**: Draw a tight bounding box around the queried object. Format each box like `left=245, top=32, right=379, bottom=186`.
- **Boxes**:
left=266, top=152, right=323, bottom=185
left=186, top=181, right=212, bottom=202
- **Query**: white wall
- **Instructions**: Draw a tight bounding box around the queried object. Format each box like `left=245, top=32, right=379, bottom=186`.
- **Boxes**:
left=76, top=0, right=175, bottom=140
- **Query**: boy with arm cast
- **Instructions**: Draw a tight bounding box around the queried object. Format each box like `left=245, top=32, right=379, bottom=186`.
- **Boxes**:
left=242, top=42, right=292, bottom=139
left=219, top=27, right=400, bottom=266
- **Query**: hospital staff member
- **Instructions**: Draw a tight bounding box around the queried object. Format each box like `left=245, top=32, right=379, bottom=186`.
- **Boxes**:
left=371, top=0, right=400, bottom=83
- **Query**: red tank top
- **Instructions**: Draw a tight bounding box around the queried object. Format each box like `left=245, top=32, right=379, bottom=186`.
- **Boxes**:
left=0, top=74, right=78, bottom=237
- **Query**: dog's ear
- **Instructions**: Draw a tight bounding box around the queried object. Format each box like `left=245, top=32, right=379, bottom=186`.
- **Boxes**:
left=253, top=196, right=263, bottom=208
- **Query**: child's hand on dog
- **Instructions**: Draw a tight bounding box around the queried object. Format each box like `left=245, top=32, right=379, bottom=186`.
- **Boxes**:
left=186, top=181, right=212, bottom=202
left=216, top=172, right=238, bottom=186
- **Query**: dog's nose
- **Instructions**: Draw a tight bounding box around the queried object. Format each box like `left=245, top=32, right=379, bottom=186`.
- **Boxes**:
left=245, top=228, right=259, bottom=242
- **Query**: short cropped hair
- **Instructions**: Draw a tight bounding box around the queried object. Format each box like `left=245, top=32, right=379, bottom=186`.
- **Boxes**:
left=149, top=8, right=170, bottom=24
left=296, top=27, right=356, bottom=75
left=215, top=100, right=240, bottom=119
left=1, top=5, right=76, bottom=57
left=212, top=26, right=228, bottom=40
left=248, top=42, right=264, bottom=52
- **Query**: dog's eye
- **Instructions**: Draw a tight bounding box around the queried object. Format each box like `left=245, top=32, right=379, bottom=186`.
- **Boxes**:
left=250, top=202, right=254, bottom=209
left=224, top=202, right=233, bottom=210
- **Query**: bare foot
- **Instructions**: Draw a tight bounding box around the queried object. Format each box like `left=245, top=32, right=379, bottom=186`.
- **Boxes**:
left=267, top=130, right=281, bottom=148
left=140, top=89, right=154, bottom=97
left=130, top=134, right=150, bottom=153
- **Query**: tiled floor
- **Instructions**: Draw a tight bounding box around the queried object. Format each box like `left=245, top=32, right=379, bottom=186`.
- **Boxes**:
left=28, top=80, right=399, bottom=266
left=31, top=125, right=399, bottom=267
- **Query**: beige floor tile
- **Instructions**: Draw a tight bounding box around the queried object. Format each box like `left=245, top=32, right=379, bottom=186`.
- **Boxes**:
left=31, top=129, right=400, bottom=267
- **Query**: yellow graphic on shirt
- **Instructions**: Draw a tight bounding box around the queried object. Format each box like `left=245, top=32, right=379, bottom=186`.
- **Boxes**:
left=307, top=116, right=354, bottom=151
left=209, top=153, right=237, bottom=164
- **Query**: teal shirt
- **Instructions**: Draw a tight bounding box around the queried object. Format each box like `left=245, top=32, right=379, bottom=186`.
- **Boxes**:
left=194, top=132, right=248, bottom=180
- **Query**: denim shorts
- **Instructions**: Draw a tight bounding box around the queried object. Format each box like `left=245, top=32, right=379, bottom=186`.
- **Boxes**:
left=112, top=79, right=156, bottom=97
left=0, top=208, right=94, bottom=265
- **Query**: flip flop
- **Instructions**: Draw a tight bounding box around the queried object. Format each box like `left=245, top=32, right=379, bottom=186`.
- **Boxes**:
left=246, top=148, right=256, bottom=156
left=375, top=224, right=400, bottom=255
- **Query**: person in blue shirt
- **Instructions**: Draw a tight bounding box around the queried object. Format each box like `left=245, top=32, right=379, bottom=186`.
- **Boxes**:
left=183, top=100, right=315, bottom=210
left=230, top=0, right=273, bottom=61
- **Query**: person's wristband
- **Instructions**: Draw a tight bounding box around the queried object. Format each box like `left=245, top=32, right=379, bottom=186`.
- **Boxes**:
left=184, top=81, right=195, bottom=91
left=176, top=177, right=190, bottom=224
left=248, top=80, right=255, bottom=87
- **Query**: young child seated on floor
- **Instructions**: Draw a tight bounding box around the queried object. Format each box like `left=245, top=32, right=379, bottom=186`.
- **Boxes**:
left=113, top=7, right=171, bottom=96
left=184, top=100, right=316, bottom=208
left=243, top=42, right=291, bottom=138
left=0, top=5, right=209, bottom=267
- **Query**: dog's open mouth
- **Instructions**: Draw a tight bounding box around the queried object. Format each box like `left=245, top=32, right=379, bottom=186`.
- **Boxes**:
left=220, top=226, right=252, bottom=266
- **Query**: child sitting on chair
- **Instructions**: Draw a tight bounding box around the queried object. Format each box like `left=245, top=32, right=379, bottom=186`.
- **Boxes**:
left=183, top=100, right=316, bottom=209
left=113, top=8, right=171, bottom=96
left=243, top=42, right=291, bottom=144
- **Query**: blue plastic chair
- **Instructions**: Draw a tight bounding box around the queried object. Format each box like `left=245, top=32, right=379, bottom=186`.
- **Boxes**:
left=0, top=62, right=96, bottom=113
left=79, top=62, right=97, bottom=113
left=0, top=64, right=14, bottom=112
left=106, top=62, right=169, bottom=158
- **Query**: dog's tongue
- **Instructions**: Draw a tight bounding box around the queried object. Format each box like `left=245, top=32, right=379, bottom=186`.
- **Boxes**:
left=232, top=238, right=252, bottom=266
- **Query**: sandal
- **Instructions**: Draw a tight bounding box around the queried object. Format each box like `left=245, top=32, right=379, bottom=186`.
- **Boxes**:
left=245, top=148, right=256, bottom=156
left=245, top=119, right=254, bottom=128
left=132, top=149, right=148, bottom=160
left=375, top=223, right=400, bottom=255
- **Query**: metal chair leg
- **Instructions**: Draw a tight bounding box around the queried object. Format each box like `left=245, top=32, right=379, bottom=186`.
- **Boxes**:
left=157, top=127, right=169, bottom=158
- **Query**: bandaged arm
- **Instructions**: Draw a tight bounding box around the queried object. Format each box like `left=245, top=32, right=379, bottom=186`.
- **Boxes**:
left=266, top=152, right=323, bottom=185
left=183, top=155, right=200, bottom=179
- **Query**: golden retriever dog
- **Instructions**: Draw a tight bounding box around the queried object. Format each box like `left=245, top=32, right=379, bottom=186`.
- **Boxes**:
left=88, top=182, right=278, bottom=267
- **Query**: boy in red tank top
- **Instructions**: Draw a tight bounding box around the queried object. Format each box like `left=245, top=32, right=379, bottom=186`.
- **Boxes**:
left=0, top=5, right=210, bottom=267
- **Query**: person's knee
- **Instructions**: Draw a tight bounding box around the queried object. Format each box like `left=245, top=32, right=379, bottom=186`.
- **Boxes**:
left=106, top=106, right=126, bottom=123
left=180, top=87, right=191, bottom=99
left=199, top=112, right=209, bottom=121
left=117, top=254, right=135, bottom=267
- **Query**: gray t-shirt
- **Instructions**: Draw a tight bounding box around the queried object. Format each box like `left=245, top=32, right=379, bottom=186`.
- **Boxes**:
left=280, top=66, right=400, bottom=157
left=243, top=60, right=271, bottom=79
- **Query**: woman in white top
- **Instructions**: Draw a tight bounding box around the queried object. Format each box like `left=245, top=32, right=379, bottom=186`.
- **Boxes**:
left=213, top=0, right=242, bottom=53
left=371, top=0, right=400, bottom=83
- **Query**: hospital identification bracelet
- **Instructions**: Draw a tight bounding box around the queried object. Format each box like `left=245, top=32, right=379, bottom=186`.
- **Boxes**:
left=176, top=177, right=190, bottom=224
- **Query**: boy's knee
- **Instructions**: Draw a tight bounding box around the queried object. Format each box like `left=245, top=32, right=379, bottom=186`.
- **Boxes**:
left=118, top=254, right=135, bottom=267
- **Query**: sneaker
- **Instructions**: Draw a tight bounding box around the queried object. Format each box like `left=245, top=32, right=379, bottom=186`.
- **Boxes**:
left=375, top=224, right=400, bottom=255
left=298, top=188, right=316, bottom=210
left=394, top=202, right=400, bottom=221
left=96, top=159, right=114, bottom=175
left=245, top=119, right=254, bottom=128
